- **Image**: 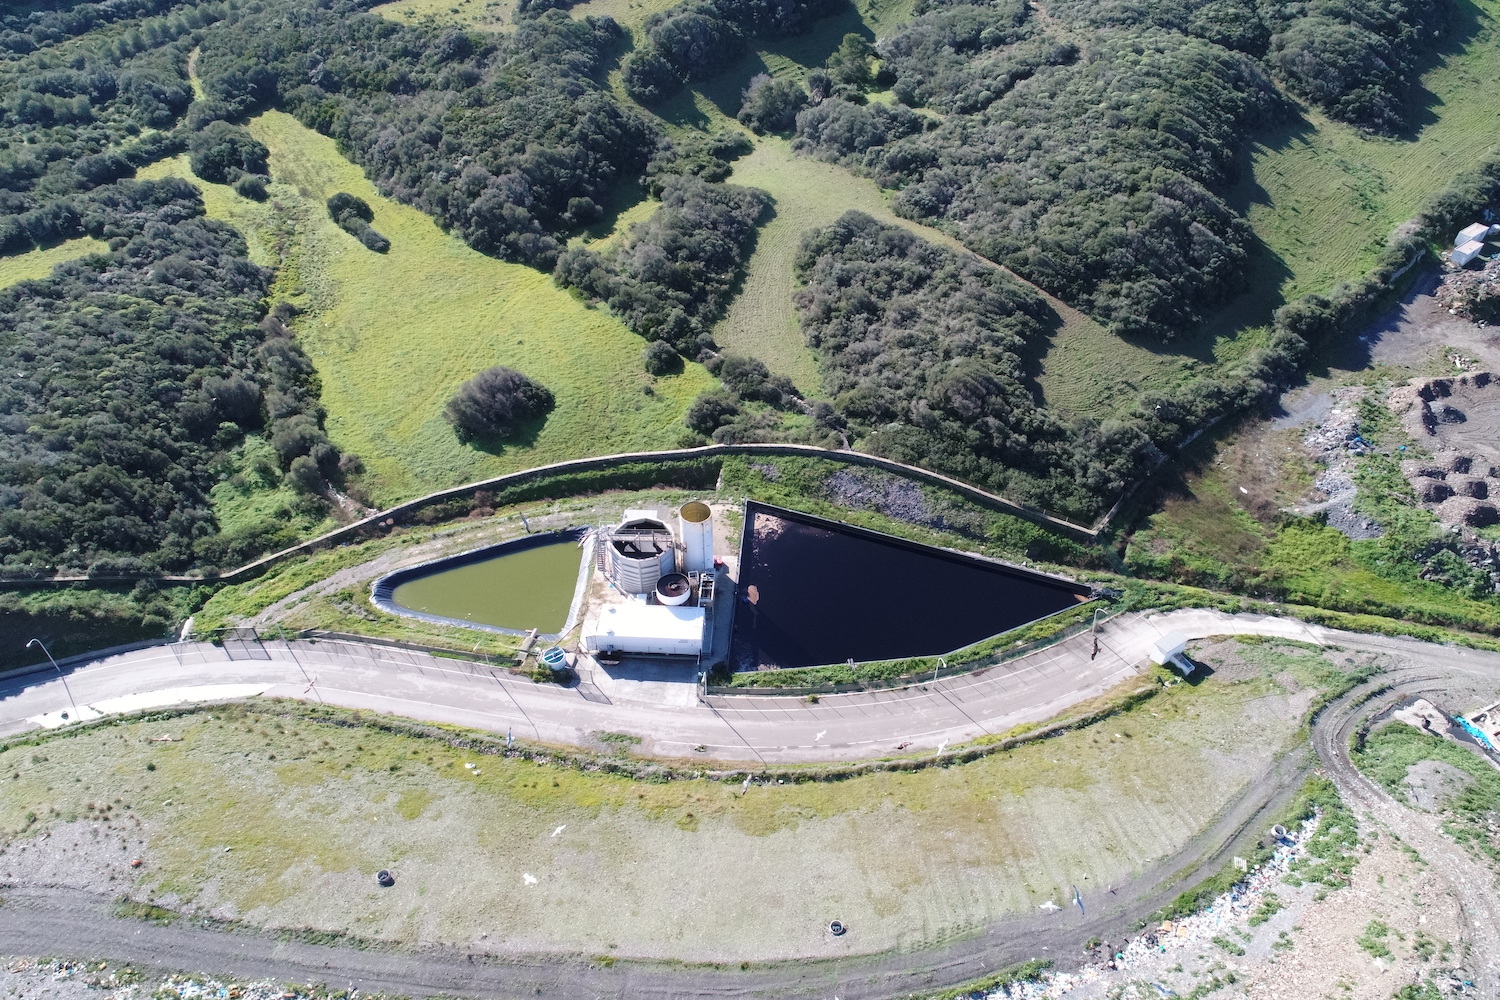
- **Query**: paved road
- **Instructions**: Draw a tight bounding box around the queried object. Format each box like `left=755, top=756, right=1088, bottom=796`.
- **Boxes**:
left=0, top=614, right=1162, bottom=762
left=2, top=609, right=1498, bottom=998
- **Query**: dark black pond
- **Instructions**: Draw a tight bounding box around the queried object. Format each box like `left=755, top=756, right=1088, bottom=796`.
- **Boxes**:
left=729, top=502, right=1090, bottom=671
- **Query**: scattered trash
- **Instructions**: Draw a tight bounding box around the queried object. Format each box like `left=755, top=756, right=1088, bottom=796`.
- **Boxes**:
left=977, top=814, right=1320, bottom=998
left=522, top=873, right=538, bottom=885
left=376, top=869, right=395, bottom=887
left=828, top=920, right=846, bottom=936
left=130, top=858, right=142, bottom=868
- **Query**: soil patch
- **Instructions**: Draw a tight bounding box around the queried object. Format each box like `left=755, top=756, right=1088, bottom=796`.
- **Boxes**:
left=1402, top=758, right=1476, bottom=812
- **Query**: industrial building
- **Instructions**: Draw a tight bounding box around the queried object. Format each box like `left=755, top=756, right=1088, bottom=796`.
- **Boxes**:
left=580, top=502, right=719, bottom=660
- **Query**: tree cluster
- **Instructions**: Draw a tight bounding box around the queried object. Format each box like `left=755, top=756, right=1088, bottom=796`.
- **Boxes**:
left=326, top=191, right=390, bottom=252
left=554, top=174, right=771, bottom=357
left=1039, top=0, right=1446, bottom=132
left=194, top=2, right=655, bottom=269
left=796, top=21, right=1283, bottom=340
left=621, top=0, right=843, bottom=103
left=794, top=211, right=1147, bottom=517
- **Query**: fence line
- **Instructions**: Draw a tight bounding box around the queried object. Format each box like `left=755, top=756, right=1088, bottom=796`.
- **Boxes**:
left=0, top=443, right=1102, bottom=591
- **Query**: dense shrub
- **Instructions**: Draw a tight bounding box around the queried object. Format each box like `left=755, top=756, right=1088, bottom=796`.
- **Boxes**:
left=554, top=175, right=771, bottom=354
left=188, top=121, right=269, bottom=184
left=195, top=5, right=654, bottom=270
left=622, top=0, right=843, bottom=102
left=641, top=130, right=753, bottom=197
left=326, top=192, right=390, bottom=253
left=444, top=366, right=556, bottom=441
left=795, top=211, right=1149, bottom=516
left=0, top=179, right=283, bottom=574
left=799, top=26, right=1283, bottom=340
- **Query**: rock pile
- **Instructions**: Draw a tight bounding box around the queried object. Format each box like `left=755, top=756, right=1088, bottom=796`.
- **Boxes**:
left=1390, top=373, right=1500, bottom=528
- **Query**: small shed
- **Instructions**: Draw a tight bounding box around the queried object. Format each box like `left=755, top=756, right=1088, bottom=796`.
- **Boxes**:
left=1146, top=630, right=1194, bottom=675
left=1453, top=240, right=1486, bottom=267
left=1456, top=223, right=1493, bottom=247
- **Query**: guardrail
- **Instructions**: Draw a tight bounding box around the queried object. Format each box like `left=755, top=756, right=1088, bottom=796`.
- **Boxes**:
left=1, top=443, right=1102, bottom=591
left=705, top=606, right=1119, bottom=697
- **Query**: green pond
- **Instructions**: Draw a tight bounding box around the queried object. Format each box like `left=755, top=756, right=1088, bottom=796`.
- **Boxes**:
left=390, top=540, right=583, bottom=632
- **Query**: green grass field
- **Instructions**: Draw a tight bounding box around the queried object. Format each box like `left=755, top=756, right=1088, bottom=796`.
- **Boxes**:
left=0, top=657, right=1309, bottom=961
left=140, top=112, right=712, bottom=507
left=0, top=237, right=109, bottom=290
left=1235, top=0, right=1500, bottom=306
left=372, top=0, right=512, bottom=30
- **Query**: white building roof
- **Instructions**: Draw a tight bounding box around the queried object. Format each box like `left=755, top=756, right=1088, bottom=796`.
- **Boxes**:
left=585, top=601, right=705, bottom=654
left=1457, top=223, right=1492, bottom=247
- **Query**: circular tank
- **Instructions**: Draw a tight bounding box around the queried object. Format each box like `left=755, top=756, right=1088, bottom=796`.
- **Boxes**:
left=655, top=572, right=692, bottom=606
left=677, top=501, right=714, bottom=573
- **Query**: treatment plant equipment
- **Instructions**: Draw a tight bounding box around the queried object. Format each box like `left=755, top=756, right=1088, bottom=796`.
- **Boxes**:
left=583, top=503, right=720, bottom=659
left=677, top=500, right=714, bottom=573
left=600, top=511, right=676, bottom=595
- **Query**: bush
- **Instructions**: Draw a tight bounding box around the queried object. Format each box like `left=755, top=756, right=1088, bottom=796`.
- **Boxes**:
left=643, top=340, right=681, bottom=375
left=738, top=73, right=809, bottom=133
left=684, top=389, right=740, bottom=435
left=327, top=191, right=390, bottom=252
left=189, top=121, right=269, bottom=184
left=233, top=174, right=267, bottom=201
left=444, top=366, right=556, bottom=441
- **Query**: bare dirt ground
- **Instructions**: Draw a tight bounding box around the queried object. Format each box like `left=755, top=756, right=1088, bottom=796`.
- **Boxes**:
left=0, top=662, right=1311, bottom=965
left=1051, top=828, right=1466, bottom=1000
left=1331, top=266, right=1500, bottom=375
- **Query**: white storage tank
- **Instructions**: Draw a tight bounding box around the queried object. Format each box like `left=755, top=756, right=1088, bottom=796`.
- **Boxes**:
left=677, top=500, right=714, bottom=573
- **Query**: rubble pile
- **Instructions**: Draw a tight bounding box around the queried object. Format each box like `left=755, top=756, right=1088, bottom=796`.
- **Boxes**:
left=2, top=960, right=355, bottom=1000
left=1390, top=374, right=1500, bottom=529
left=1295, top=387, right=1382, bottom=539
left=1436, top=256, right=1500, bottom=324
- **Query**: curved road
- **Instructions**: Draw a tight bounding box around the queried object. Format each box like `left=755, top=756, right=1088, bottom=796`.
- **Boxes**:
left=1, top=609, right=1497, bottom=997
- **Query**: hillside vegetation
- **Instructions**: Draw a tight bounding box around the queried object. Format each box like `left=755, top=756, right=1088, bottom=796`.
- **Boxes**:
left=141, top=112, right=712, bottom=505
left=0, top=0, right=1487, bottom=572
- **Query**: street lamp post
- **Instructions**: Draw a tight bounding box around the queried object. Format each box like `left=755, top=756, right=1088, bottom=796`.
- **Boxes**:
left=26, top=638, right=80, bottom=720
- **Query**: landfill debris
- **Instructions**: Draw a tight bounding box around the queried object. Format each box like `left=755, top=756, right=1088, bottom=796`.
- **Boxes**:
left=980, top=814, right=1319, bottom=999
left=4, top=960, right=358, bottom=1000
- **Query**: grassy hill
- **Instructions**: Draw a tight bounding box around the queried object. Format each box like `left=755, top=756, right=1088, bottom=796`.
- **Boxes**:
left=372, top=0, right=513, bottom=30
left=0, top=237, right=109, bottom=291
left=141, top=112, right=712, bottom=507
